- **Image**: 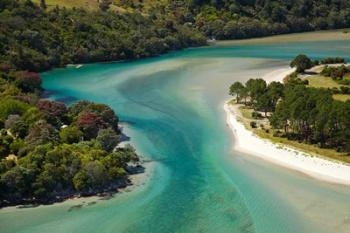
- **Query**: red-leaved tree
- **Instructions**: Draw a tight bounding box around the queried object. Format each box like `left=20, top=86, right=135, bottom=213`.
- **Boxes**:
left=15, top=71, right=42, bottom=92
left=76, top=112, right=107, bottom=139
left=37, top=100, right=67, bottom=126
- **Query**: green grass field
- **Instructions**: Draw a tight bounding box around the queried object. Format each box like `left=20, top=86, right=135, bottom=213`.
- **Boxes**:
left=306, top=75, right=343, bottom=88
left=33, top=0, right=166, bottom=11
left=33, top=0, right=99, bottom=9
left=306, top=75, right=350, bottom=101
left=333, top=94, right=350, bottom=101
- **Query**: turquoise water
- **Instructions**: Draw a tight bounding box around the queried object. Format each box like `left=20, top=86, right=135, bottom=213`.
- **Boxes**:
left=1, top=38, right=350, bottom=233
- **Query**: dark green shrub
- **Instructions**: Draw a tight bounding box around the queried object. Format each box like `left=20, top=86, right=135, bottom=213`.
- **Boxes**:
left=250, top=121, right=257, bottom=128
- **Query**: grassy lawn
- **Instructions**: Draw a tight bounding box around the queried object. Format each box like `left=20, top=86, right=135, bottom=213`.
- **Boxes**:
left=333, top=94, right=350, bottom=101
left=233, top=103, right=350, bottom=164
left=305, top=75, right=350, bottom=101
left=239, top=106, right=255, bottom=120
left=33, top=0, right=165, bottom=11
left=33, top=0, right=99, bottom=9
left=306, top=75, right=343, bottom=89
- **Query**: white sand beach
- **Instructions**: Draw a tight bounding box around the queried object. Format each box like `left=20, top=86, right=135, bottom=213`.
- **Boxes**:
left=261, top=67, right=295, bottom=83
left=224, top=68, right=350, bottom=185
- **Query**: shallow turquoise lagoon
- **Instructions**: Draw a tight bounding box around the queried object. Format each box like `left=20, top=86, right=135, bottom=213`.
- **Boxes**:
left=1, top=39, right=350, bottom=233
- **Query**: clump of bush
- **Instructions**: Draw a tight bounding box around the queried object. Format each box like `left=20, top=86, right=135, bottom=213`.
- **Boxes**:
left=340, top=86, right=350, bottom=94
left=250, top=121, right=257, bottom=128
left=321, top=65, right=350, bottom=79
left=252, top=112, right=262, bottom=119
left=320, top=57, right=347, bottom=65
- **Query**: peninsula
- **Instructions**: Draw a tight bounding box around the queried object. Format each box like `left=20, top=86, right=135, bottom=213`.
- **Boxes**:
left=225, top=55, right=350, bottom=185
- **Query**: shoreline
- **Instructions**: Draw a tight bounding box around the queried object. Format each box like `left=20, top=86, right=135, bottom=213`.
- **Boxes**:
left=215, top=29, right=350, bottom=46
left=43, top=30, right=349, bottom=73
left=224, top=68, right=350, bottom=186
left=261, top=67, right=295, bottom=83
left=0, top=162, right=151, bottom=209
left=224, top=103, right=350, bottom=185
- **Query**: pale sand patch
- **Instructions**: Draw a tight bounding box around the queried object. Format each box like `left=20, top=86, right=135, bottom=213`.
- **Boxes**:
left=261, top=67, right=295, bottom=83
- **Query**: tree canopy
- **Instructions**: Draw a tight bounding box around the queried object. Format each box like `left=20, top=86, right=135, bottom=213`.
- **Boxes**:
left=290, top=54, right=313, bottom=73
left=0, top=0, right=206, bottom=72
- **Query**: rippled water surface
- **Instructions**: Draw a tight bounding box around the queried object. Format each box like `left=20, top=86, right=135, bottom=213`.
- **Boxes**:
left=1, top=35, right=350, bottom=233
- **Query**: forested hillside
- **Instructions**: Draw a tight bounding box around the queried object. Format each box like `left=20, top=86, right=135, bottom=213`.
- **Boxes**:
left=2, top=0, right=350, bottom=72
left=0, top=0, right=206, bottom=72
left=186, top=0, right=350, bottom=39
left=120, top=0, right=350, bottom=39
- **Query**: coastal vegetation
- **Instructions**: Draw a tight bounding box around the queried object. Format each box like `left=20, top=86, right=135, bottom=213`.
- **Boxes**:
left=0, top=62, right=140, bottom=207
left=229, top=55, right=350, bottom=162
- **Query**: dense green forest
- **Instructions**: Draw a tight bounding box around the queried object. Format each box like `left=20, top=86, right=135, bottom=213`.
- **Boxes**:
left=229, top=55, right=350, bottom=156
left=130, top=0, right=350, bottom=39
left=186, top=0, right=350, bottom=39
left=0, top=0, right=206, bottom=72
left=2, top=0, right=350, bottom=72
